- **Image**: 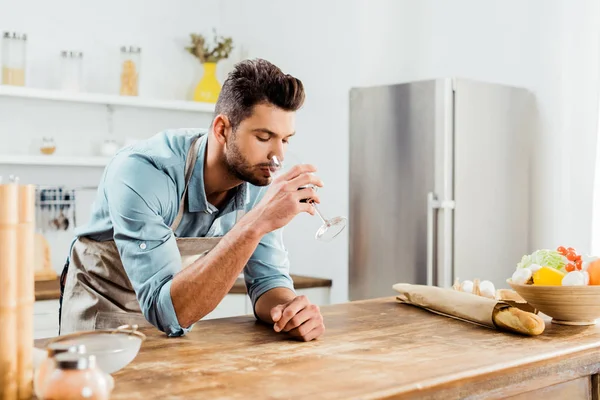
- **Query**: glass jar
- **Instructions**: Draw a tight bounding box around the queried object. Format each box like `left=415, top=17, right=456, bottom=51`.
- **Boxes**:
left=2, top=31, right=27, bottom=86
left=39, top=137, right=56, bottom=155
left=34, top=343, right=86, bottom=399
left=100, top=139, right=120, bottom=157
left=60, top=51, right=84, bottom=92
left=41, top=353, right=110, bottom=400
left=119, top=46, right=141, bottom=96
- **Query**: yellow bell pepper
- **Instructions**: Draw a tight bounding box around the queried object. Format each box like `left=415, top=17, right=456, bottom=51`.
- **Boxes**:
left=532, top=266, right=565, bottom=286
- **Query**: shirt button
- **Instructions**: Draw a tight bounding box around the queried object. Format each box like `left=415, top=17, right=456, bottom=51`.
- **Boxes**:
left=139, top=243, right=147, bottom=250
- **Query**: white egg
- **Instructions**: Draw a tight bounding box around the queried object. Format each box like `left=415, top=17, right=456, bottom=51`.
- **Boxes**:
left=584, top=271, right=590, bottom=285
left=511, top=268, right=532, bottom=285
left=561, top=271, right=587, bottom=286
left=479, top=280, right=496, bottom=298
left=528, top=263, right=542, bottom=272
left=461, top=280, right=474, bottom=293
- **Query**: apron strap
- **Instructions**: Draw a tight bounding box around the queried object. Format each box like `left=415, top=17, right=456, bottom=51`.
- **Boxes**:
left=170, top=135, right=203, bottom=233
left=171, top=134, right=248, bottom=233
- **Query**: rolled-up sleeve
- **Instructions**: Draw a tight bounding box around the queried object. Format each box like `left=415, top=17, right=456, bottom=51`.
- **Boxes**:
left=244, top=225, right=295, bottom=313
left=104, top=155, right=189, bottom=337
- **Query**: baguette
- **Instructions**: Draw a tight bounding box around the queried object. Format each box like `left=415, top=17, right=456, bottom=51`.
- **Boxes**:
left=493, top=307, right=545, bottom=336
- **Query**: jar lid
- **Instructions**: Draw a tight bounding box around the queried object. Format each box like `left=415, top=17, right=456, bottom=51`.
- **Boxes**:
left=54, top=353, right=96, bottom=370
left=47, top=342, right=86, bottom=357
left=61, top=51, right=83, bottom=58
left=3, top=32, right=27, bottom=40
left=121, top=46, right=141, bottom=53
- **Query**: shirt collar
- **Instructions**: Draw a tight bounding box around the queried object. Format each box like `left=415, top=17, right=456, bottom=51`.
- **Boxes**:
left=187, top=133, right=249, bottom=214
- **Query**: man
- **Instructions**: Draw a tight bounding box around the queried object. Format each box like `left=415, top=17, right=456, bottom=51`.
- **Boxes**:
left=59, top=58, right=325, bottom=341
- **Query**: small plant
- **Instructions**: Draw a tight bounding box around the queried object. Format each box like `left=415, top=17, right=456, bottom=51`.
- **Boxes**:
left=185, top=29, right=233, bottom=63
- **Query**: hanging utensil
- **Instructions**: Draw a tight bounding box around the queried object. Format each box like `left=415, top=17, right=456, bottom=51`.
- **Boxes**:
left=59, top=190, right=70, bottom=231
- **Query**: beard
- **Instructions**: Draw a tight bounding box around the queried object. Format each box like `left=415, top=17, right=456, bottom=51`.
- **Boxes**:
left=225, top=137, right=272, bottom=186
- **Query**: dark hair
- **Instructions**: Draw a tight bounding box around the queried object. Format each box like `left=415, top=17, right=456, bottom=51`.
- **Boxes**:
left=215, top=58, right=305, bottom=131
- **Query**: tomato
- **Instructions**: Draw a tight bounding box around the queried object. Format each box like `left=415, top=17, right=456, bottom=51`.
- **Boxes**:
left=557, top=246, right=567, bottom=254
left=566, top=251, right=577, bottom=261
left=565, top=264, right=575, bottom=272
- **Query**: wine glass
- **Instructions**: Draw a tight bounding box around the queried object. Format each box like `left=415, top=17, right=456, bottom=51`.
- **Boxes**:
left=269, top=152, right=347, bottom=242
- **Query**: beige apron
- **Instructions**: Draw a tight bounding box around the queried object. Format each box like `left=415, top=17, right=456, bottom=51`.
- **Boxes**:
left=59, top=134, right=245, bottom=334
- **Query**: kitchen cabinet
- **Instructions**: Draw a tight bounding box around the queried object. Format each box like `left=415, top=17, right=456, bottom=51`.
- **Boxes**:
left=33, top=285, right=332, bottom=339
left=34, top=300, right=60, bottom=340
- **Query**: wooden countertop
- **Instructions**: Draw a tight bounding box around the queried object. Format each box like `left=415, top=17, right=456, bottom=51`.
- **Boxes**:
left=35, top=274, right=332, bottom=301
left=65, top=297, right=600, bottom=399
left=35, top=279, right=61, bottom=301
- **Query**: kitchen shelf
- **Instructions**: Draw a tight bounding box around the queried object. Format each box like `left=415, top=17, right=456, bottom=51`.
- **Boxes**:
left=0, top=85, right=216, bottom=113
left=0, top=155, right=110, bottom=167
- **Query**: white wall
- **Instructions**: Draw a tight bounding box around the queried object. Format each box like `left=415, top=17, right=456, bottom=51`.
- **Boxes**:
left=0, top=0, right=226, bottom=99
left=352, top=0, right=600, bottom=253
left=0, top=0, right=223, bottom=272
left=0, top=0, right=247, bottom=157
left=219, top=0, right=600, bottom=302
left=3, top=0, right=600, bottom=305
left=217, top=0, right=361, bottom=304
left=0, top=0, right=359, bottom=304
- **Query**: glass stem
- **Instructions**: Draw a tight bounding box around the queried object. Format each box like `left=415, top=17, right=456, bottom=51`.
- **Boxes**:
left=312, top=203, right=328, bottom=224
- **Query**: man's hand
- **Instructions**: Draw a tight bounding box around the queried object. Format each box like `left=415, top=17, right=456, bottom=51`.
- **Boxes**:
left=252, top=164, right=324, bottom=235
left=269, top=295, right=325, bottom=342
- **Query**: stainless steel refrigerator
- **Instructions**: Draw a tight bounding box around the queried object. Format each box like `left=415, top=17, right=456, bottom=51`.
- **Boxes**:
left=348, top=78, right=535, bottom=300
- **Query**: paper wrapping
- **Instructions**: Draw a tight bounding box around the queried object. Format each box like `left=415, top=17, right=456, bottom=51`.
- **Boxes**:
left=392, top=283, right=511, bottom=329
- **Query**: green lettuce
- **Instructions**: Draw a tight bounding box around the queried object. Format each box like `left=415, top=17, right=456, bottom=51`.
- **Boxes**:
left=517, top=249, right=569, bottom=272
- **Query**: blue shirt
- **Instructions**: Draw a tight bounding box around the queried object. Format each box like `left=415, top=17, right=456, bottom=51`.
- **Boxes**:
left=74, top=128, right=294, bottom=336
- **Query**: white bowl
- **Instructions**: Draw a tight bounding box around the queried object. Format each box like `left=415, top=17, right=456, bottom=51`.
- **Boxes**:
left=45, top=326, right=145, bottom=374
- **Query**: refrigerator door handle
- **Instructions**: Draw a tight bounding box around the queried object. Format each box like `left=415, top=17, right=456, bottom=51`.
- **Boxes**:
left=427, top=192, right=440, bottom=286
left=441, top=199, right=456, bottom=287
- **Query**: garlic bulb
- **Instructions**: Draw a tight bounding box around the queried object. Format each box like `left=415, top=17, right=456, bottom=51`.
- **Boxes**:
left=511, top=268, right=532, bottom=285
left=561, top=271, right=587, bottom=286
left=479, top=280, right=496, bottom=298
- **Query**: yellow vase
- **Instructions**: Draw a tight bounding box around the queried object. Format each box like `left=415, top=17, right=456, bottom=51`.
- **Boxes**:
left=193, top=62, right=220, bottom=103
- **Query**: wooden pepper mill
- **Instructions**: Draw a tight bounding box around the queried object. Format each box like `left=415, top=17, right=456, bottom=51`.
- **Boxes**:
left=0, top=177, right=35, bottom=400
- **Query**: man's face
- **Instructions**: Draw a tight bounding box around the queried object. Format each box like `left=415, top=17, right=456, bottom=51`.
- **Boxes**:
left=224, top=103, right=295, bottom=186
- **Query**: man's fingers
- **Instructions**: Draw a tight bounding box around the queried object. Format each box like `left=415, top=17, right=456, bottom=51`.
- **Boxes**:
left=293, top=188, right=320, bottom=205
left=273, top=295, right=310, bottom=332
left=282, top=304, right=319, bottom=332
left=280, top=164, right=317, bottom=181
left=299, top=203, right=316, bottom=216
left=288, top=318, right=325, bottom=342
left=270, top=304, right=285, bottom=323
left=286, top=173, right=324, bottom=191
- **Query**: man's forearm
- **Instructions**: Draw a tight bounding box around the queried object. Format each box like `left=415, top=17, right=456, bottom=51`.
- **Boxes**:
left=170, top=209, right=265, bottom=328
left=254, top=287, right=296, bottom=323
